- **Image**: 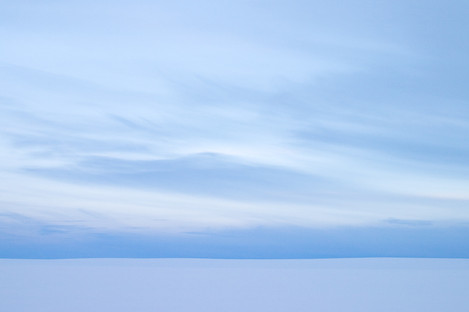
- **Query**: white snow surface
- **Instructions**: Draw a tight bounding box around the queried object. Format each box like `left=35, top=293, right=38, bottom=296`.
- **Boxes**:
left=1, top=258, right=468, bottom=311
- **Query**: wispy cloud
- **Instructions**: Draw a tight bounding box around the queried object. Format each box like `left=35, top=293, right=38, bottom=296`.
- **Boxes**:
left=1, top=0, right=469, bottom=241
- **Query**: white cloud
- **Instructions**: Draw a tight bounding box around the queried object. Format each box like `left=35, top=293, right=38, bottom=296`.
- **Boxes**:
left=1, top=0, right=469, bottom=234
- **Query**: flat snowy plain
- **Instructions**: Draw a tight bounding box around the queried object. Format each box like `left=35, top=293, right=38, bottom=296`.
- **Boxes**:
left=1, top=258, right=468, bottom=312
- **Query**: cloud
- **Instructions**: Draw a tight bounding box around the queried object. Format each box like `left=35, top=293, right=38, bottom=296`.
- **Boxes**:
left=1, top=0, right=469, bottom=239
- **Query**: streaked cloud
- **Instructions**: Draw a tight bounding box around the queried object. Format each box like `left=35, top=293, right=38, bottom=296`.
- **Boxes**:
left=1, top=0, right=469, bottom=245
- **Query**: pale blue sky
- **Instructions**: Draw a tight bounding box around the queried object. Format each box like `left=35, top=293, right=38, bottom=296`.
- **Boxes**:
left=1, top=0, right=469, bottom=257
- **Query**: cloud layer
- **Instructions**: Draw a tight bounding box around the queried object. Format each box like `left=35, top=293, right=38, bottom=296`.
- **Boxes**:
left=1, top=0, right=469, bottom=245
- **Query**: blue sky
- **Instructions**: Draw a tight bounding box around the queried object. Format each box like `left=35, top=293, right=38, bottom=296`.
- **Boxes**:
left=1, top=0, right=469, bottom=258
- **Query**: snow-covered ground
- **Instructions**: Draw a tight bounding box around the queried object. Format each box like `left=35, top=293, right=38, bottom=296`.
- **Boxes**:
left=1, top=258, right=468, bottom=312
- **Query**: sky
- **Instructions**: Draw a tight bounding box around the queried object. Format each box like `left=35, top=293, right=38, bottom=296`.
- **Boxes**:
left=1, top=0, right=469, bottom=258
